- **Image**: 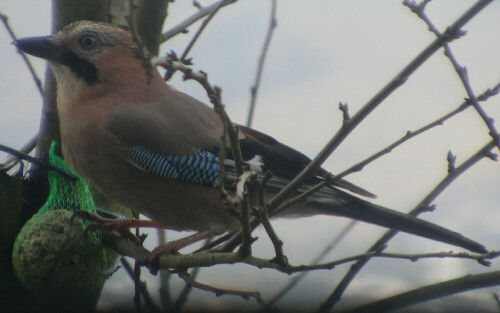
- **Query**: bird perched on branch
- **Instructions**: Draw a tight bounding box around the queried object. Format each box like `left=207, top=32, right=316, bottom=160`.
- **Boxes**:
left=14, top=21, right=486, bottom=256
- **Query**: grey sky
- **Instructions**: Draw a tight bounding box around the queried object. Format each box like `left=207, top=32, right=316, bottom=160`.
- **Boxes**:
left=1, top=1, right=500, bottom=311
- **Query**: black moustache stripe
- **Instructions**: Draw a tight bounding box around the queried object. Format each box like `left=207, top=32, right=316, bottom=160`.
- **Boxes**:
left=60, top=51, right=99, bottom=84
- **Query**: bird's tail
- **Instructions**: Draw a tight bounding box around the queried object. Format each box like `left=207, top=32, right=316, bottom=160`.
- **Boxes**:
left=297, top=189, right=486, bottom=254
left=231, top=169, right=486, bottom=253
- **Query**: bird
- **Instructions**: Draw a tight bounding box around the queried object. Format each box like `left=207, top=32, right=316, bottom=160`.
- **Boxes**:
left=13, top=21, right=487, bottom=257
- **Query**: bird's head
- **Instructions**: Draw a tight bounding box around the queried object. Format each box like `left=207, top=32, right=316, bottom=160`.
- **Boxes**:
left=14, top=21, right=156, bottom=97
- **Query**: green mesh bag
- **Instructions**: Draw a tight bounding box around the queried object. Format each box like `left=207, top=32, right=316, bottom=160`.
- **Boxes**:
left=12, top=141, right=110, bottom=311
left=38, top=141, right=98, bottom=215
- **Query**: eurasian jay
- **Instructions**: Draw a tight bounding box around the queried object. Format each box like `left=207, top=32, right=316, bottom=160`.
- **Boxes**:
left=14, top=21, right=486, bottom=254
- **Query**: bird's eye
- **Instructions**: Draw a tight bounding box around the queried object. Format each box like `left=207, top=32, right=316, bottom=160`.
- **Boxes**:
left=78, top=33, right=99, bottom=51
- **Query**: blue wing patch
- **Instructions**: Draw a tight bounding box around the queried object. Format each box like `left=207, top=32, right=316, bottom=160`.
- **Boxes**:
left=126, top=146, right=219, bottom=186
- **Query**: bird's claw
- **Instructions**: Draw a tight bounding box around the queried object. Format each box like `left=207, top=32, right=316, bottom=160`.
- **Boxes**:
left=70, top=210, right=141, bottom=243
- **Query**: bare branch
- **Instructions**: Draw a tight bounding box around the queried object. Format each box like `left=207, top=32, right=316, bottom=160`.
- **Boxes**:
left=246, top=0, right=277, bottom=127
left=157, top=230, right=174, bottom=310
left=333, top=82, right=500, bottom=181
left=177, top=271, right=262, bottom=303
left=172, top=237, right=213, bottom=312
left=344, top=270, right=500, bottom=313
left=1, top=134, right=38, bottom=172
left=161, top=0, right=237, bottom=42
left=257, top=171, right=287, bottom=266
left=120, top=257, right=160, bottom=313
left=266, top=220, right=357, bottom=308
left=319, top=138, right=498, bottom=311
left=492, top=293, right=500, bottom=311
left=266, top=0, right=493, bottom=218
left=0, top=143, right=77, bottom=180
left=132, top=212, right=145, bottom=312
left=152, top=53, right=253, bottom=256
left=179, top=0, right=226, bottom=62
left=1, top=12, right=43, bottom=95
left=133, top=259, right=142, bottom=312
left=404, top=0, right=500, bottom=151
left=104, top=232, right=499, bottom=274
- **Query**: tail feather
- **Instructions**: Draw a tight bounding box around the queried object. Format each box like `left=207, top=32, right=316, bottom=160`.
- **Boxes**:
left=227, top=169, right=486, bottom=253
left=305, top=193, right=486, bottom=254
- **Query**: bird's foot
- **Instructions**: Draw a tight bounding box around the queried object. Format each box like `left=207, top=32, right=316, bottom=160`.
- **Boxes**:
left=145, top=230, right=213, bottom=275
left=70, top=210, right=168, bottom=243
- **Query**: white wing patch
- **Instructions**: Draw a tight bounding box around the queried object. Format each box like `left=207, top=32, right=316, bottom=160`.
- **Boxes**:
left=224, top=155, right=264, bottom=173
left=247, top=155, right=264, bottom=173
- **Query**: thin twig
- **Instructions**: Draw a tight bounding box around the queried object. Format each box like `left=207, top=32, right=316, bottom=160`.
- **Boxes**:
left=192, top=0, right=202, bottom=10
left=120, top=257, right=160, bottom=313
left=266, top=220, right=357, bottom=308
left=246, top=0, right=277, bottom=127
left=266, top=0, right=493, bottom=218
left=180, top=0, right=226, bottom=61
left=134, top=260, right=142, bottom=312
left=161, top=0, right=237, bottom=42
left=1, top=12, right=43, bottom=95
left=162, top=0, right=227, bottom=82
left=108, top=233, right=500, bottom=311
left=157, top=230, right=174, bottom=311
left=172, top=238, right=212, bottom=312
left=104, top=232, right=499, bottom=276
left=177, top=270, right=262, bottom=303
left=338, top=102, right=350, bottom=122
left=257, top=171, right=287, bottom=266
left=133, top=211, right=144, bottom=312
left=216, top=0, right=495, bottom=278
left=232, top=170, right=255, bottom=257
left=318, top=138, right=497, bottom=312
left=492, top=293, right=500, bottom=311
left=344, top=270, right=500, bottom=313
left=275, top=81, right=498, bottom=211
left=0, top=143, right=77, bottom=180
left=332, top=81, right=500, bottom=181
left=1, top=134, right=38, bottom=171
left=404, top=0, right=500, bottom=151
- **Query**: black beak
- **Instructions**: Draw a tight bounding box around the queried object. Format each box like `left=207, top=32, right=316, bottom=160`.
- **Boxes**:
left=13, top=36, right=66, bottom=64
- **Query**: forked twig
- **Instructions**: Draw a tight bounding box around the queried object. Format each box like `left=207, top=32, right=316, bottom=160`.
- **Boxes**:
left=404, top=0, right=500, bottom=151
left=105, top=231, right=499, bottom=274
left=177, top=270, right=262, bottom=303
left=179, top=0, right=226, bottom=61
left=161, top=0, right=236, bottom=42
left=266, top=0, right=493, bottom=217
left=318, top=138, right=497, bottom=312
left=1, top=134, right=38, bottom=172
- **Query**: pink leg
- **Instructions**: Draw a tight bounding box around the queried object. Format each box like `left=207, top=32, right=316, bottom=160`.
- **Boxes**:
left=71, top=210, right=170, bottom=243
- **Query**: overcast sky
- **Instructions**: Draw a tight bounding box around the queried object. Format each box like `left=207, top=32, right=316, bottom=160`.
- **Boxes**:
left=1, top=1, right=500, bottom=311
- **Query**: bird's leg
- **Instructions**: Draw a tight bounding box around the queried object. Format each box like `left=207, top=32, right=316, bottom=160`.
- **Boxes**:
left=146, top=229, right=213, bottom=274
left=71, top=210, right=169, bottom=243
